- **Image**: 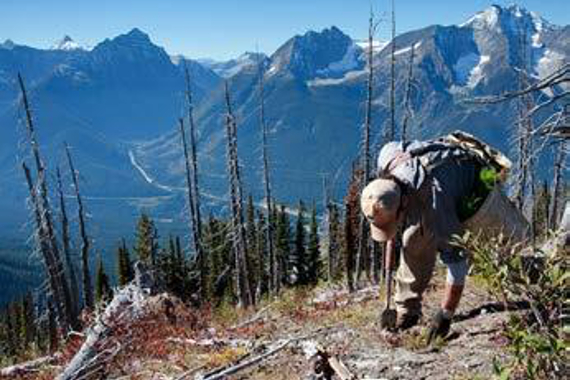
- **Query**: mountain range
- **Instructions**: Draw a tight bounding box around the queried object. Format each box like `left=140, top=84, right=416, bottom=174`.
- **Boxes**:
left=0, top=4, right=568, bottom=255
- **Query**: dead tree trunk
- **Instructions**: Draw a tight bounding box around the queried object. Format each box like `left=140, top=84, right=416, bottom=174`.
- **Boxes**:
left=401, top=44, right=416, bottom=144
left=549, top=141, right=567, bottom=229
left=388, top=0, right=397, bottom=142
left=322, top=176, right=334, bottom=282
left=183, top=62, right=206, bottom=301
left=18, top=73, right=75, bottom=331
left=183, top=63, right=203, bottom=241
left=224, top=82, right=253, bottom=308
left=257, top=61, right=276, bottom=296
left=514, top=115, right=529, bottom=210
left=354, top=11, right=377, bottom=287
left=23, top=163, right=67, bottom=329
left=64, top=143, right=93, bottom=310
left=56, top=167, right=80, bottom=315
left=179, top=117, right=205, bottom=302
left=513, top=23, right=534, bottom=215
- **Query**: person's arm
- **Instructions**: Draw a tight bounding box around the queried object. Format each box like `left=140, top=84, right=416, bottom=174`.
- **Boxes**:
left=428, top=250, right=469, bottom=343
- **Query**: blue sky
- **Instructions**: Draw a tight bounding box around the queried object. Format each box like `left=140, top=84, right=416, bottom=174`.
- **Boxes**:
left=2, top=0, right=569, bottom=60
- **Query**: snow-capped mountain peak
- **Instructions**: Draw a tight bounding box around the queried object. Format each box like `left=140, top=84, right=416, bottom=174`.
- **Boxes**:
left=51, top=35, right=82, bottom=51
left=460, top=4, right=552, bottom=34
left=354, top=39, right=389, bottom=54
left=460, top=5, right=501, bottom=29
left=198, top=51, right=267, bottom=78
left=269, top=26, right=360, bottom=80
left=0, top=39, right=16, bottom=50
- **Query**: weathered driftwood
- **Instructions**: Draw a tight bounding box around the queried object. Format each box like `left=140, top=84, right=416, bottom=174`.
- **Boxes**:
left=57, top=264, right=152, bottom=380
left=0, top=355, right=57, bottom=377
left=194, top=327, right=337, bottom=380
left=166, top=337, right=253, bottom=349
left=198, top=339, right=291, bottom=380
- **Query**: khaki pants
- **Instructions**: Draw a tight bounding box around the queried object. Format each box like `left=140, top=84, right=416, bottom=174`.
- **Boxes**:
left=395, top=223, right=438, bottom=316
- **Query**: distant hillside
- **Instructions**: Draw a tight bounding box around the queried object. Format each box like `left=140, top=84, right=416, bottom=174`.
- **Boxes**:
left=0, top=4, right=567, bottom=259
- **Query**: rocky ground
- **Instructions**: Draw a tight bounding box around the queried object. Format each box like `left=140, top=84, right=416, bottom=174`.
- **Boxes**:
left=231, top=276, right=512, bottom=380
left=1, top=269, right=516, bottom=380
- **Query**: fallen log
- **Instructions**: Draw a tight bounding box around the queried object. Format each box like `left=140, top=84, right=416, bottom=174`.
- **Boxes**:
left=57, top=263, right=159, bottom=380
left=196, top=327, right=338, bottom=380
left=174, top=364, right=207, bottom=380
left=199, top=339, right=291, bottom=380
left=0, top=355, right=57, bottom=377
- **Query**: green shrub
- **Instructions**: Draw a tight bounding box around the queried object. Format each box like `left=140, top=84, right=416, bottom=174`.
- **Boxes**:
left=455, top=232, right=568, bottom=379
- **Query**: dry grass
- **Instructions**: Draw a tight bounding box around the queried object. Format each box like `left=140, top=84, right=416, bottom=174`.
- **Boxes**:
left=13, top=271, right=512, bottom=379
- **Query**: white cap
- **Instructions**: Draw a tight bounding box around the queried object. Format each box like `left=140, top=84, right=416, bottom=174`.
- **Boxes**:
left=360, top=178, right=401, bottom=242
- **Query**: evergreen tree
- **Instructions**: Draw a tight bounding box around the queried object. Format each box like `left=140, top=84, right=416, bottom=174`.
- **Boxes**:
left=327, top=203, right=342, bottom=281
left=47, top=300, right=58, bottom=353
left=158, top=235, right=187, bottom=300
left=4, top=304, right=17, bottom=356
left=34, top=309, right=46, bottom=353
left=275, top=204, right=292, bottom=286
left=167, top=236, right=178, bottom=287
left=20, top=293, right=35, bottom=345
left=245, top=195, right=259, bottom=294
left=117, top=239, right=134, bottom=286
left=0, top=311, right=9, bottom=357
left=11, top=302, right=22, bottom=352
left=95, top=256, right=112, bottom=304
left=294, top=200, right=307, bottom=284
left=135, top=213, right=159, bottom=265
left=307, top=203, right=321, bottom=284
left=175, top=236, right=184, bottom=268
left=343, top=202, right=356, bottom=293
left=344, top=164, right=362, bottom=292
left=174, top=236, right=190, bottom=300
left=270, top=200, right=280, bottom=292
left=256, top=210, right=268, bottom=298
left=204, top=215, right=231, bottom=301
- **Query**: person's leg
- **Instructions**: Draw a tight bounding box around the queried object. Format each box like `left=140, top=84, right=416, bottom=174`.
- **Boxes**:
left=394, top=223, right=438, bottom=321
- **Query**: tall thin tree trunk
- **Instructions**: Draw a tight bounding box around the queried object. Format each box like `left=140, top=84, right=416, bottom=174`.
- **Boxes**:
left=257, top=60, right=276, bottom=296
left=183, top=63, right=203, bottom=242
left=514, top=116, right=527, bottom=211
left=23, top=163, right=67, bottom=328
left=18, top=73, right=75, bottom=331
left=56, top=167, right=79, bottom=316
left=179, top=118, right=205, bottom=302
left=323, top=176, right=334, bottom=282
left=514, top=22, right=532, bottom=213
left=183, top=62, right=206, bottom=301
left=388, top=0, right=396, bottom=142
left=224, top=82, right=253, bottom=308
left=64, top=143, right=93, bottom=310
left=354, top=11, right=376, bottom=287
left=549, top=141, right=566, bottom=229
left=401, top=44, right=415, bottom=145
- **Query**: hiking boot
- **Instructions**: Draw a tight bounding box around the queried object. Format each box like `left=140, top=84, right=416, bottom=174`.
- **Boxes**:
left=396, top=313, right=420, bottom=331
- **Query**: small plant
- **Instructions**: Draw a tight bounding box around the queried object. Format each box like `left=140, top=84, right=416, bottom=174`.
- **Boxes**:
left=455, top=232, right=568, bottom=379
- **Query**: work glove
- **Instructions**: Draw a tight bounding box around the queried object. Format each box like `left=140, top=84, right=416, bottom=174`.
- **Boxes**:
left=427, top=309, right=452, bottom=344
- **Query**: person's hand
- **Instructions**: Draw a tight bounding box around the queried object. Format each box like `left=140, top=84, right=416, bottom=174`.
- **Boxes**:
left=427, top=309, right=452, bottom=344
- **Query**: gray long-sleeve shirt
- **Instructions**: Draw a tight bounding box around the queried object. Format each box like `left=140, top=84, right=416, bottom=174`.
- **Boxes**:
left=377, top=140, right=477, bottom=284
